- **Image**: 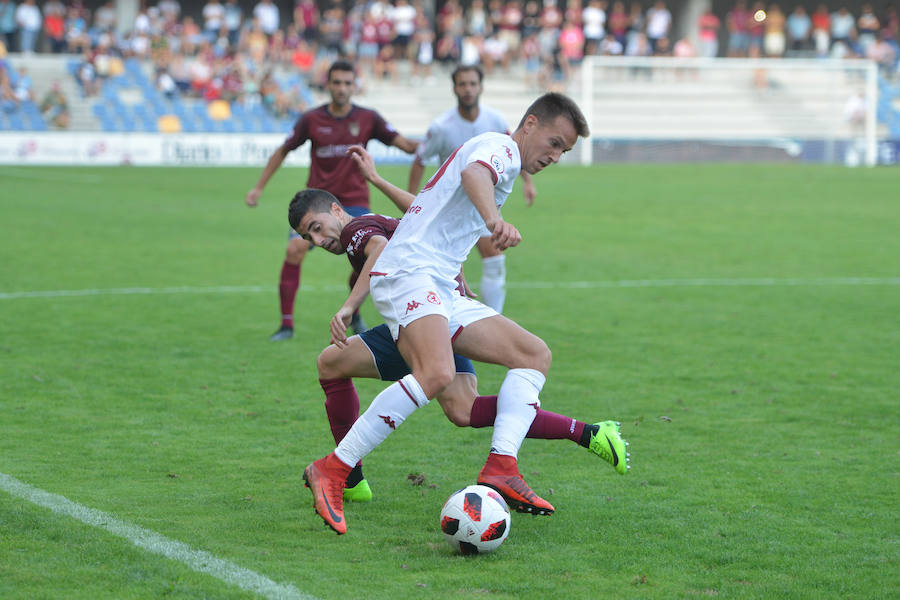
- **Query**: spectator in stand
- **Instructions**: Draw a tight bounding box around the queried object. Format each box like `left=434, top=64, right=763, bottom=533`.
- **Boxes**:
left=374, top=4, right=397, bottom=79
left=522, top=31, right=540, bottom=85
left=566, top=0, right=583, bottom=28
left=498, top=0, right=523, bottom=61
left=434, top=29, right=459, bottom=64
left=747, top=1, right=765, bottom=57
left=294, top=0, right=318, bottom=43
left=626, top=1, right=644, bottom=50
left=831, top=6, right=857, bottom=56
left=202, top=0, right=225, bottom=43
left=357, top=9, right=379, bottom=73
left=538, top=0, right=562, bottom=58
left=811, top=3, right=830, bottom=57
left=540, top=41, right=569, bottom=90
left=66, top=5, right=91, bottom=54
left=254, top=0, right=279, bottom=37
left=223, top=0, right=242, bottom=46
left=40, top=80, right=69, bottom=128
left=883, top=5, right=899, bottom=54
left=15, top=0, right=40, bottom=53
left=521, top=0, right=541, bottom=38
left=607, top=1, right=627, bottom=47
left=867, top=31, right=896, bottom=75
left=481, top=30, right=508, bottom=72
left=391, top=0, right=417, bottom=60
left=582, top=0, right=606, bottom=56
left=644, top=0, right=670, bottom=54
left=43, top=0, right=65, bottom=53
left=785, top=5, right=811, bottom=54
left=242, top=17, right=268, bottom=64
left=412, top=10, right=434, bottom=80
left=75, top=50, right=98, bottom=95
left=727, top=0, right=750, bottom=57
left=764, top=3, right=785, bottom=57
left=12, top=65, right=32, bottom=101
left=558, top=17, right=584, bottom=64
left=159, top=0, right=181, bottom=23
left=857, top=3, right=880, bottom=56
left=0, top=0, right=16, bottom=53
left=318, top=2, right=345, bottom=58
left=93, top=1, right=116, bottom=35
left=697, top=7, right=720, bottom=58
left=468, top=0, right=490, bottom=37
left=673, top=35, right=695, bottom=57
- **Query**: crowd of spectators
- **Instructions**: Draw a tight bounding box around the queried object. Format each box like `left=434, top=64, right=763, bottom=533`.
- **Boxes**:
left=0, top=0, right=898, bottom=118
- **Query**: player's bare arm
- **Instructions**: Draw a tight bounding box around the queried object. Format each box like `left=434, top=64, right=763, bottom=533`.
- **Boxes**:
left=347, top=145, right=416, bottom=213
left=246, top=144, right=289, bottom=207
left=407, top=157, right=426, bottom=194
left=460, top=162, right=521, bottom=251
left=391, top=134, right=419, bottom=154
left=330, top=235, right=388, bottom=347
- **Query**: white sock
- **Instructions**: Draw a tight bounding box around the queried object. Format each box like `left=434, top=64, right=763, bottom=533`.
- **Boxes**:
left=480, top=254, right=506, bottom=313
left=335, top=374, right=429, bottom=467
left=489, top=368, right=545, bottom=457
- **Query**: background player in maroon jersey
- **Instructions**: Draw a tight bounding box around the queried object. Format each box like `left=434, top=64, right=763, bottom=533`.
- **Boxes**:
left=286, top=146, right=624, bottom=504
left=245, top=59, right=417, bottom=341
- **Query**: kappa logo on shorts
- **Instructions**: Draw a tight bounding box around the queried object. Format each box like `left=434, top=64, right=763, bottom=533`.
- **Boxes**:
left=426, top=292, right=441, bottom=305
left=405, top=300, right=422, bottom=314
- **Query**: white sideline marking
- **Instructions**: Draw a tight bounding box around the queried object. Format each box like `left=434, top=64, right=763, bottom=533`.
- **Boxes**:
left=0, top=472, right=316, bottom=600
left=0, top=277, right=898, bottom=301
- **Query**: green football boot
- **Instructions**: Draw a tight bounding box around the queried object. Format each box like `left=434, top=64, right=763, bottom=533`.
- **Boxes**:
left=588, top=421, right=630, bottom=475
left=343, top=478, right=373, bottom=502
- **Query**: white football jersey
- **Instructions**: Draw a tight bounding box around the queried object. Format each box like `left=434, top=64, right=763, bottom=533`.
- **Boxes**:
left=416, top=104, right=510, bottom=165
left=375, top=132, right=521, bottom=283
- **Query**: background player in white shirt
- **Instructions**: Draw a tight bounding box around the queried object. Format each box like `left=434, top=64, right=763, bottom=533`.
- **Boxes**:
left=304, top=93, right=629, bottom=535
left=407, top=65, right=537, bottom=314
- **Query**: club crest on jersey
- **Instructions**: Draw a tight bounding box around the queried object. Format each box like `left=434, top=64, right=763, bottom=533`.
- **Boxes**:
left=490, top=155, right=504, bottom=174
left=426, top=292, right=440, bottom=305
left=348, top=121, right=360, bottom=136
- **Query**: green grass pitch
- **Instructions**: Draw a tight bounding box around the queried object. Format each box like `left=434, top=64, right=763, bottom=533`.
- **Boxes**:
left=1, top=163, right=898, bottom=599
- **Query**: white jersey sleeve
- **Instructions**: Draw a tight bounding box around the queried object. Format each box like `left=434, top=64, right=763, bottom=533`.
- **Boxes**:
left=415, top=121, right=445, bottom=164
left=463, top=134, right=519, bottom=188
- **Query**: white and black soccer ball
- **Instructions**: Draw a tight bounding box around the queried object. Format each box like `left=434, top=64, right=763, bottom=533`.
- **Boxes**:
left=439, top=484, right=511, bottom=555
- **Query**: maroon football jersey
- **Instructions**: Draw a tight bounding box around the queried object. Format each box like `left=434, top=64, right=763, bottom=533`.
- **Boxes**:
left=340, top=213, right=465, bottom=294
left=284, top=104, right=399, bottom=208
left=340, top=214, right=399, bottom=274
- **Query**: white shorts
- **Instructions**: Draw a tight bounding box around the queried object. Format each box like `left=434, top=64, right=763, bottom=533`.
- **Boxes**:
left=370, top=272, right=498, bottom=340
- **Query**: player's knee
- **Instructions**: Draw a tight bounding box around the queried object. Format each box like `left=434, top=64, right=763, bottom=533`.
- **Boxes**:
left=316, top=347, right=344, bottom=380
left=415, top=365, right=455, bottom=399
left=286, top=240, right=308, bottom=264
left=525, top=339, right=552, bottom=374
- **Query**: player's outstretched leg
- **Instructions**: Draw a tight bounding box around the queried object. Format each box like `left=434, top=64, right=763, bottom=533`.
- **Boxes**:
left=477, top=453, right=555, bottom=516
left=303, top=453, right=352, bottom=534
left=585, top=420, right=630, bottom=475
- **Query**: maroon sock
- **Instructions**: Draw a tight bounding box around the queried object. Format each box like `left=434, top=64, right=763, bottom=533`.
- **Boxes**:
left=320, top=378, right=360, bottom=444
left=279, top=261, right=301, bottom=328
left=469, top=395, right=585, bottom=443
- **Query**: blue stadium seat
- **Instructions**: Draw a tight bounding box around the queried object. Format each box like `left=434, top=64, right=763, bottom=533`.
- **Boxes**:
left=8, top=112, right=25, bottom=130
left=99, top=115, right=118, bottom=131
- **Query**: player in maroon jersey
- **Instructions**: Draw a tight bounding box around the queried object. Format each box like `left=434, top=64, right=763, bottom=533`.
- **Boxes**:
left=287, top=146, right=624, bottom=504
left=245, top=59, right=417, bottom=341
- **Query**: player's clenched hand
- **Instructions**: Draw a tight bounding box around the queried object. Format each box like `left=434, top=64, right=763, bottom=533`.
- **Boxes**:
left=489, top=219, right=521, bottom=251
left=245, top=188, right=261, bottom=207
left=330, top=306, right=354, bottom=347
left=346, top=145, right=376, bottom=182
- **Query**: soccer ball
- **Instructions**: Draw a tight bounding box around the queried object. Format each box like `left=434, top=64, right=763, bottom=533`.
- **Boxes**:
left=439, top=484, right=511, bottom=555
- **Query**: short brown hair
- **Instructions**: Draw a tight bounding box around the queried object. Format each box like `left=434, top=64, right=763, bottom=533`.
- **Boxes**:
left=288, top=188, right=339, bottom=231
left=517, top=93, right=590, bottom=138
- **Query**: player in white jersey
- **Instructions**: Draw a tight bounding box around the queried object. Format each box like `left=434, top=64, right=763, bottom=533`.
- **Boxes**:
left=303, top=93, right=629, bottom=535
left=407, top=65, right=537, bottom=314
